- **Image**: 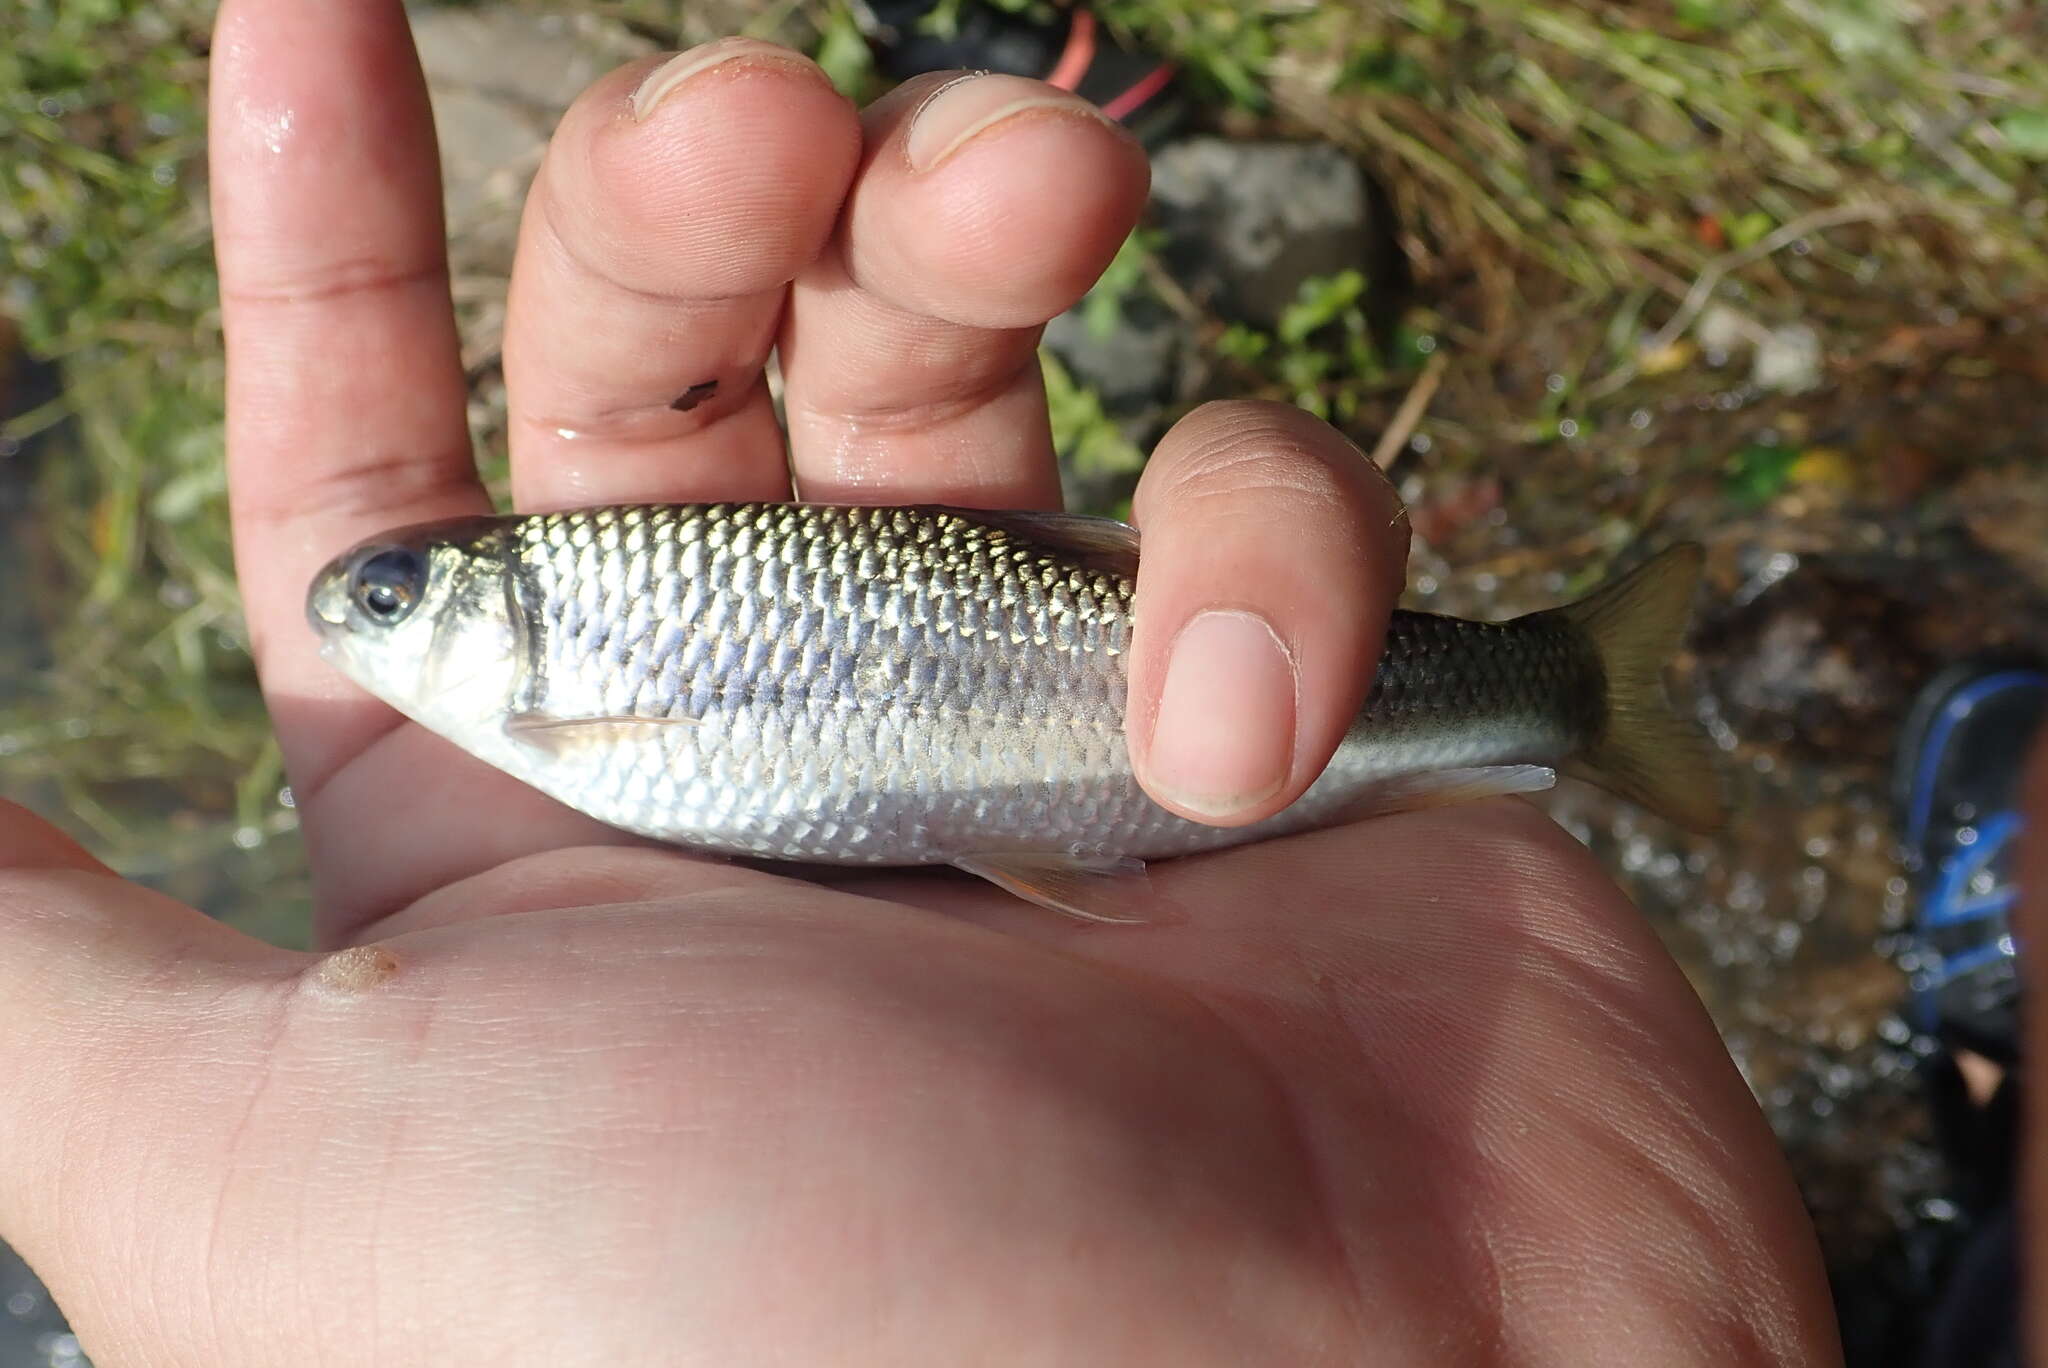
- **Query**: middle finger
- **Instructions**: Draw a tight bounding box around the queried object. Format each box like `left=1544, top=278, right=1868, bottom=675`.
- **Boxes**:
left=503, top=40, right=860, bottom=510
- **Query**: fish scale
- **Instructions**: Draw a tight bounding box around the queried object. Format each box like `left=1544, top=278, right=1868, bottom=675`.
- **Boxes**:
left=310, top=502, right=1722, bottom=917
left=491, top=504, right=1577, bottom=863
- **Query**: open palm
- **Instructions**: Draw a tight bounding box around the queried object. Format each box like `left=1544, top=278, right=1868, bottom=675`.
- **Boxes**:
left=0, top=3, right=1837, bottom=1363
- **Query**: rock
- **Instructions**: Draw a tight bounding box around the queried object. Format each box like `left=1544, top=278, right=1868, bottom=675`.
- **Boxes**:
left=410, top=7, right=655, bottom=113
left=1753, top=322, right=1823, bottom=394
left=409, top=8, right=657, bottom=249
left=1041, top=296, right=1185, bottom=409
left=1695, top=537, right=2048, bottom=769
left=1691, top=305, right=1823, bottom=393
left=1146, top=138, right=1391, bottom=330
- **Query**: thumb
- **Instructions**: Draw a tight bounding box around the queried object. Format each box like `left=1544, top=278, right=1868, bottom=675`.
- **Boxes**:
left=0, top=800, right=297, bottom=1341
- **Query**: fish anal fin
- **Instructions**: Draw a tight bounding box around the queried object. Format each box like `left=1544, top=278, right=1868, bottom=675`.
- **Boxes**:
left=952, top=852, right=1179, bottom=925
left=934, top=507, right=1141, bottom=580
left=1537, top=544, right=1728, bottom=833
left=506, top=712, right=698, bottom=756
left=1326, top=765, right=1558, bottom=825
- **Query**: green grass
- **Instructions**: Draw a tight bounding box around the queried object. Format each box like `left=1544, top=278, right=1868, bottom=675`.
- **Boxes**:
left=4, top=0, right=2046, bottom=924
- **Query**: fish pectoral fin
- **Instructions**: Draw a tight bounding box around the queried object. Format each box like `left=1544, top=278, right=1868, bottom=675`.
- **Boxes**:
left=505, top=712, right=698, bottom=756
left=952, top=852, right=1179, bottom=926
left=1325, top=764, right=1558, bottom=824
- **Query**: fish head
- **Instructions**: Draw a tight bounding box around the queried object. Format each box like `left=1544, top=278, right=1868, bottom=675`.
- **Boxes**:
left=306, top=517, right=523, bottom=736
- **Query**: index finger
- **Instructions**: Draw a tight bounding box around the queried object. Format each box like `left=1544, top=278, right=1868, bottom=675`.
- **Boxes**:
left=211, top=0, right=488, bottom=792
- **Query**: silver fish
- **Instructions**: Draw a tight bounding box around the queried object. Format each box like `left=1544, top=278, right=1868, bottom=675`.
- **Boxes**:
left=307, top=503, right=1721, bottom=920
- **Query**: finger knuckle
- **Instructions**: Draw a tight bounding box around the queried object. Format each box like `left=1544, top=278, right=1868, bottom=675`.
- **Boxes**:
left=1156, top=429, right=1358, bottom=527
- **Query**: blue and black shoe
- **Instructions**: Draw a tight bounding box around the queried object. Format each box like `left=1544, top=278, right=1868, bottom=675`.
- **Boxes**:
left=1894, top=660, right=2047, bottom=1062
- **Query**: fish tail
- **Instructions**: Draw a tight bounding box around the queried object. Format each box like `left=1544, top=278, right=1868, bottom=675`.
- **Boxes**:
left=1540, top=544, right=1727, bottom=833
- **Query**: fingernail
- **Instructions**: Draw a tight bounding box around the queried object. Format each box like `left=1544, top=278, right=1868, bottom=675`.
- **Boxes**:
left=631, top=39, right=816, bottom=121
left=905, top=72, right=1111, bottom=171
left=1147, top=611, right=1297, bottom=820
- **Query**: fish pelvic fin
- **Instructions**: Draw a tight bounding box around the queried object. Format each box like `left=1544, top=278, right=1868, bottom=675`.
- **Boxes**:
left=952, top=852, right=1184, bottom=925
left=1541, top=544, right=1728, bottom=834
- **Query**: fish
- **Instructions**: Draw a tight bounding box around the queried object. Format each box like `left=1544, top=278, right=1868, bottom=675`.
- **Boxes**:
left=306, top=502, right=1724, bottom=922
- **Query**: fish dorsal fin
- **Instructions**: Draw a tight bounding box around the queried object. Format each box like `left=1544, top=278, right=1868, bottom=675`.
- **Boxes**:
left=506, top=712, right=698, bottom=757
left=1324, top=765, right=1559, bottom=825
left=932, top=507, right=1141, bottom=579
left=952, top=851, right=1180, bottom=924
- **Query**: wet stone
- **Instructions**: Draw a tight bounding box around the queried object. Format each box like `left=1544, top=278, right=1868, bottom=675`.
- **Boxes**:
left=411, top=9, right=656, bottom=249
left=1147, top=138, right=1395, bottom=331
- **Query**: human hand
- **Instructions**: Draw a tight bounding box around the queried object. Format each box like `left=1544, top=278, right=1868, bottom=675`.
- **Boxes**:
left=0, top=3, right=1839, bottom=1362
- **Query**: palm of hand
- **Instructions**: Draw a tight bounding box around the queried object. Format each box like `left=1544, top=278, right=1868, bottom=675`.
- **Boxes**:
left=0, top=3, right=1837, bottom=1364
left=18, top=809, right=1819, bottom=1364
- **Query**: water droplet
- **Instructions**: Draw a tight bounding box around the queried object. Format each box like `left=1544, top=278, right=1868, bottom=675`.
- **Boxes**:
left=1557, top=418, right=1579, bottom=438
left=1409, top=432, right=1432, bottom=454
left=38, top=97, right=62, bottom=118
left=278, top=786, right=296, bottom=810
left=1544, top=373, right=1566, bottom=394
left=233, top=826, right=262, bottom=850
left=5, top=1290, right=35, bottom=1318
left=1628, top=408, right=1652, bottom=430
left=151, top=162, right=176, bottom=186
left=1415, top=334, right=1438, bottom=354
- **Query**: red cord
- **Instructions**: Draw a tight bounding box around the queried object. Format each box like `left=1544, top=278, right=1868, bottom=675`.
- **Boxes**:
left=1045, top=7, right=1174, bottom=122
left=1101, top=60, right=1175, bottom=120
left=1044, top=9, right=1097, bottom=90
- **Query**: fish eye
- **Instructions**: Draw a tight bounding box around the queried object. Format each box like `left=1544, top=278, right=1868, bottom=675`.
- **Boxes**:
left=351, top=548, right=426, bottom=624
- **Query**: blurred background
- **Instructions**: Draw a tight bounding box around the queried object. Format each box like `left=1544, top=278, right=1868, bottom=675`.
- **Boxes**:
left=4, top=1, right=2047, bottom=1362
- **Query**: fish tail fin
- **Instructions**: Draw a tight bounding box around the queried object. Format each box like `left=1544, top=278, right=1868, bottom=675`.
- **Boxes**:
left=1541, top=543, right=1728, bottom=833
